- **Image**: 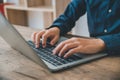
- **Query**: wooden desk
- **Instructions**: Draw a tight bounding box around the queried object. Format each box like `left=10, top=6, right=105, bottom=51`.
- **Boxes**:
left=0, top=26, right=120, bottom=80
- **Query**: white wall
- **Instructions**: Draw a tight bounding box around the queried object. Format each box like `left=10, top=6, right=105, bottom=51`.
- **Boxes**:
left=4, top=0, right=7, bottom=3
left=72, top=13, right=89, bottom=37
left=27, top=11, right=44, bottom=29
left=6, top=0, right=19, bottom=5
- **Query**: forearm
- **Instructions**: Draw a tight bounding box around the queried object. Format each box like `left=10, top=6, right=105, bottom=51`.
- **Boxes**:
left=50, top=0, right=86, bottom=35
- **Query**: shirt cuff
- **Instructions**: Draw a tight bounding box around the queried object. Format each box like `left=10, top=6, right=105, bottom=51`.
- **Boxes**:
left=98, top=35, right=119, bottom=55
left=48, top=23, right=68, bottom=35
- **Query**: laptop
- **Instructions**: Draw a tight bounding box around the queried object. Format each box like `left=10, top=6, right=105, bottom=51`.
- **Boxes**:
left=0, top=13, right=108, bottom=72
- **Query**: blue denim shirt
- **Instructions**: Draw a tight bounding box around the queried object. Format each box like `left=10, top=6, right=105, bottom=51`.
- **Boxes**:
left=50, top=0, right=120, bottom=54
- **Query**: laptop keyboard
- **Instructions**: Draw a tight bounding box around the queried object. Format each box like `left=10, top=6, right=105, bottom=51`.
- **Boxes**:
left=28, top=41, right=82, bottom=66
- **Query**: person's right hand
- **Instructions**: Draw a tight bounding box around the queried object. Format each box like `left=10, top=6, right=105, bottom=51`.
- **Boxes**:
left=31, top=27, right=60, bottom=48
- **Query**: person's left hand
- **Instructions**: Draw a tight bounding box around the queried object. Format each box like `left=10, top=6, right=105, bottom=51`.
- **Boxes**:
left=53, top=37, right=106, bottom=58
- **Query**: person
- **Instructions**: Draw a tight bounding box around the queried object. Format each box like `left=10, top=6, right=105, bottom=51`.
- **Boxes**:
left=31, top=0, right=120, bottom=58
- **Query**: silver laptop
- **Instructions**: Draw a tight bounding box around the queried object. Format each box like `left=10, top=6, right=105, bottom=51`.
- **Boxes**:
left=0, top=13, right=108, bottom=72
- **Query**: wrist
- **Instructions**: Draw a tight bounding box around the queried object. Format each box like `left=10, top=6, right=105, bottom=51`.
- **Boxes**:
left=97, top=38, right=106, bottom=51
left=49, top=27, right=60, bottom=36
left=52, top=27, right=60, bottom=33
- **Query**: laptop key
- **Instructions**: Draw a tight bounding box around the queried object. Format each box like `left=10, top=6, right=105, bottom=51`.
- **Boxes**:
left=28, top=41, right=82, bottom=66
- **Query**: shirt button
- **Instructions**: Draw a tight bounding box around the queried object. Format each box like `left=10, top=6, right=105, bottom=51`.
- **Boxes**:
left=108, top=9, right=112, bottom=13
left=104, top=29, right=107, bottom=33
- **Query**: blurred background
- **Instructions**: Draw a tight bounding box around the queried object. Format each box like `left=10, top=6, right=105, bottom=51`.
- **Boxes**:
left=0, top=0, right=89, bottom=37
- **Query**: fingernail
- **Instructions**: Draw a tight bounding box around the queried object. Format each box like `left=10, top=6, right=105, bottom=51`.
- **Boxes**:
left=42, top=43, right=44, bottom=46
left=51, top=43, right=53, bottom=46
left=43, top=46, right=45, bottom=48
left=52, top=50, right=56, bottom=54
left=43, top=44, right=46, bottom=48
left=36, top=45, right=38, bottom=48
left=51, top=42, right=54, bottom=45
left=64, top=55, right=67, bottom=58
left=52, top=51, right=55, bottom=54
left=58, top=53, right=61, bottom=57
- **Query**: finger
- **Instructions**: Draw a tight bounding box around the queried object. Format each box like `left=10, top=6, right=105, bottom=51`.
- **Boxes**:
left=50, top=36, right=59, bottom=45
left=35, top=31, right=45, bottom=48
left=52, top=41, right=66, bottom=55
left=42, top=32, right=49, bottom=48
left=64, top=46, right=81, bottom=58
left=59, top=42, right=78, bottom=57
left=53, top=39, right=74, bottom=55
left=31, top=32, right=37, bottom=43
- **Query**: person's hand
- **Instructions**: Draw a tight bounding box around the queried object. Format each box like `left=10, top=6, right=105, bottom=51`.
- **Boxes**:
left=53, top=37, right=106, bottom=58
left=31, top=27, right=60, bottom=48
